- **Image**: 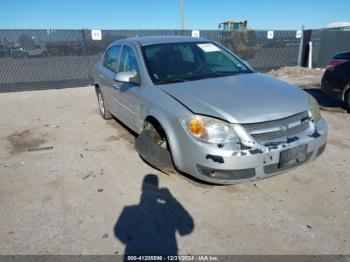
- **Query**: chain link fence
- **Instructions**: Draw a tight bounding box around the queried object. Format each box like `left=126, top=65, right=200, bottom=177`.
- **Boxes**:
left=310, top=29, right=350, bottom=68
left=1, top=28, right=349, bottom=92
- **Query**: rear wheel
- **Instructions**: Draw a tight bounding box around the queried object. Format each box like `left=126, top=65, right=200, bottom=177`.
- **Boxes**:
left=96, top=88, right=112, bottom=120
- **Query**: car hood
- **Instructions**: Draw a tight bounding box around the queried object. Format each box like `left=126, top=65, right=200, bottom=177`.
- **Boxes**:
left=159, top=72, right=309, bottom=124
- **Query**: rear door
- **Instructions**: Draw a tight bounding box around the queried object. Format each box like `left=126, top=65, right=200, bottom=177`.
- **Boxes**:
left=98, top=44, right=122, bottom=116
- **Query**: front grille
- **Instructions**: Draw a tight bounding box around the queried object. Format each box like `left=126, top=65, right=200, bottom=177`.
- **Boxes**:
left=242, top=111, right=310, bottom=142
left=250, top=121, right=309, bottom=141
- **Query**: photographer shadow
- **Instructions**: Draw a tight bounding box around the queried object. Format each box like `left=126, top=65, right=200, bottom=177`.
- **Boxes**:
left=114, top=174, right=194, bottom=257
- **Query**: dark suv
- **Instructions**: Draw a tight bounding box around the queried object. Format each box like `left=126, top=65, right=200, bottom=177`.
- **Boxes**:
left=321, top=52, right=350, bottom=109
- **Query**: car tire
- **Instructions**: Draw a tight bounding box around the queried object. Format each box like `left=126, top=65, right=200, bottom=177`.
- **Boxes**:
left=140, top=120, right=176, bottom=174
left=96, top=88, right=112, bottom=120
left=345, top=87, right=350, bottom=112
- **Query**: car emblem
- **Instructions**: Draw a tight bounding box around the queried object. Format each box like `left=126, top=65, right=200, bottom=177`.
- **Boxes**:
left=280, top=124, right=289, bottom=132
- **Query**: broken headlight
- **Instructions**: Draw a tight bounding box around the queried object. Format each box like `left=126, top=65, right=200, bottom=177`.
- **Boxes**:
left=180, top=115, right=238, bottom=143
left=308, top=95, right=321, bottom=123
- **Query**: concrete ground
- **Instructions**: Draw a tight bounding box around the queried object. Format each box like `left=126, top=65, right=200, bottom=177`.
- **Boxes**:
left=0, top=86, right=349, bottom=255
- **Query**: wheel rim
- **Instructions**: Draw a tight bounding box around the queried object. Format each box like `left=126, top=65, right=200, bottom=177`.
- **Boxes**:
left=98, top=93, right=105, bottom=116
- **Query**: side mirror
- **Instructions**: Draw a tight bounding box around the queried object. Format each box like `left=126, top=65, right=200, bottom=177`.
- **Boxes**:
left=114, top=71, right=141, bottom=86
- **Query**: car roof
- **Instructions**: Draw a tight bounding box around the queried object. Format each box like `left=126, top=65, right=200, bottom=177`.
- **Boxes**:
left=334, top=51, right=350, bottom=58
left=110, top=36, right=210, bottom=46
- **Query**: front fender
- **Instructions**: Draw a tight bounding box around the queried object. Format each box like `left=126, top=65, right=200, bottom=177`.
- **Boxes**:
left=143, top=107, right=188, bottom=170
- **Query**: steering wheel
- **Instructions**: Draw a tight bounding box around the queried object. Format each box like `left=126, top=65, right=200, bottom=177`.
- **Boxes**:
left=193, top=63, right=207, bottom=74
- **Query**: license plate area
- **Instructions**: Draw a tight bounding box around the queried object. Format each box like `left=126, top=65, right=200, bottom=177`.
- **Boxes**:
left=279, top=144, right=308, bottom=168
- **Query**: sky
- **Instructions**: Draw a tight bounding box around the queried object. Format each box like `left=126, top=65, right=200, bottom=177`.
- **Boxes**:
left=0, top=0, right=349, bottom=30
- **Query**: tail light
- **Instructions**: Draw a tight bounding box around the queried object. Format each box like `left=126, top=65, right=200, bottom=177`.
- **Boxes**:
left=327, top=59, right=348, bottom=71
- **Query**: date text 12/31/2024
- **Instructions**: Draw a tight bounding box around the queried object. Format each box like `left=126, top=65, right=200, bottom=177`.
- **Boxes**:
left=126, top=255, right=220, bottom=261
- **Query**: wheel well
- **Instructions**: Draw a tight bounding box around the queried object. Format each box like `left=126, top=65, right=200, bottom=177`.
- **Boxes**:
left=143, top=116, right=175, bottom=167
left=144, top=116, right=167, bottom=140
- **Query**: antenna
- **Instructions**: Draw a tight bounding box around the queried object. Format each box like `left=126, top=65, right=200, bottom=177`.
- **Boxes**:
left=179, top=0, right=185, bottom=30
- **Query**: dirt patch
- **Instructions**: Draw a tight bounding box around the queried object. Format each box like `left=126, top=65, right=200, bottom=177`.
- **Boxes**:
left=106, top=120, right=136, bottom=146
left=92, top=108, right=101, bottom=115
left=268, top=66, right=324, bottom=88
left=268, top=66, right=323, bottom=78
left=105, top=133, right=135, bottom=145
left=6, top=129, right=48, bottom=155
left=105, top=135, right=119, bottom=142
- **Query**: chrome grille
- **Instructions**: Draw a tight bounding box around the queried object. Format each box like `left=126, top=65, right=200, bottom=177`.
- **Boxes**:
left=242, top=111, right=310, bottom=142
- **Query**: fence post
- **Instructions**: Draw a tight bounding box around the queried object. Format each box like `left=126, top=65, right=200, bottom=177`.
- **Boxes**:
left=297, top=25, right=304, bottom=66
left=308, top=41, right=313, bottom=69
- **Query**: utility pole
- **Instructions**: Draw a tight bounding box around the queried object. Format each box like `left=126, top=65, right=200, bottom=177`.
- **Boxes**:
left=179, top=0, right=185, bottom=30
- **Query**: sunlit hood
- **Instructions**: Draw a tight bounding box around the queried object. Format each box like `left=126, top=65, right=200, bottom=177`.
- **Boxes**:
left=159, top=73, right=309, bottom=124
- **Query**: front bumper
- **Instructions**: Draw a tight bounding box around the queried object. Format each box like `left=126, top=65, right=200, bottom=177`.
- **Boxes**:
left=175, top=118, right=328, bottom=185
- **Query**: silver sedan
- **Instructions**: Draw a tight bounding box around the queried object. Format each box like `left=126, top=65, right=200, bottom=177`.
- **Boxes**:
left=94, top=36, right=327, bottom=184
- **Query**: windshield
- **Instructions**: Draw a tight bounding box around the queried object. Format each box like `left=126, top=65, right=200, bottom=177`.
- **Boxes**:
left=142, top=42, right=252, bottom=85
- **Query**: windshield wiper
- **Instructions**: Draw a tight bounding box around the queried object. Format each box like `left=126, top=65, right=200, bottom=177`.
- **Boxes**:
left=209, top=71, right=240, bottom=77
left=199, top=71, right=251, bottom=80
left=154, top=78, right=188, bottom=85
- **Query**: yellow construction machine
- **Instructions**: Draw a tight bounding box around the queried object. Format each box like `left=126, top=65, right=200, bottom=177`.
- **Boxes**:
left=218, top=20, right=261, bottom=59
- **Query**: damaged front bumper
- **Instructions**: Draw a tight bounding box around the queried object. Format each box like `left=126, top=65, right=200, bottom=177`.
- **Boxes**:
left=175, top=118, right=328, bottom=185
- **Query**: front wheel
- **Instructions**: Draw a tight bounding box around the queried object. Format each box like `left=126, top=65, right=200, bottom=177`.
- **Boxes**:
left=135, top=121, right=175, bottom=174
left=96, top=89, right=112, bottom=120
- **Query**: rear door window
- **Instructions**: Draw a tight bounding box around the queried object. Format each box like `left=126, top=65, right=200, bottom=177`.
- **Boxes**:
left=103, top=45, right=122, bottom=73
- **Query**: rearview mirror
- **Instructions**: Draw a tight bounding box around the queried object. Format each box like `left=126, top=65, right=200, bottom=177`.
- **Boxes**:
left=114, top=71, right=141, bottom=86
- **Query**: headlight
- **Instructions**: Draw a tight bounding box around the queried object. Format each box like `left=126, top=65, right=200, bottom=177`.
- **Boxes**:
left=308, top=95, right=321, bottom=122
left=180, top=115, right=238, bottom=143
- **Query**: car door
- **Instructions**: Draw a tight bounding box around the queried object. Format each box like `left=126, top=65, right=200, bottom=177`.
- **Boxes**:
left=111, top=45, right=143, bottom=131
left=98, top=44, right=122, bottom=117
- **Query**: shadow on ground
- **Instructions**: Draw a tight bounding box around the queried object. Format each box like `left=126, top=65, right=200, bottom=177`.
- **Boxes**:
left=114, top=174, right=194, bottom=257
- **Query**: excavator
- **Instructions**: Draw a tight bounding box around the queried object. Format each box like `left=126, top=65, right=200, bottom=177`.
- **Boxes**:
left=219, top=20, right=248, bottom=31
left=218, top=20, right=261, bottom=60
